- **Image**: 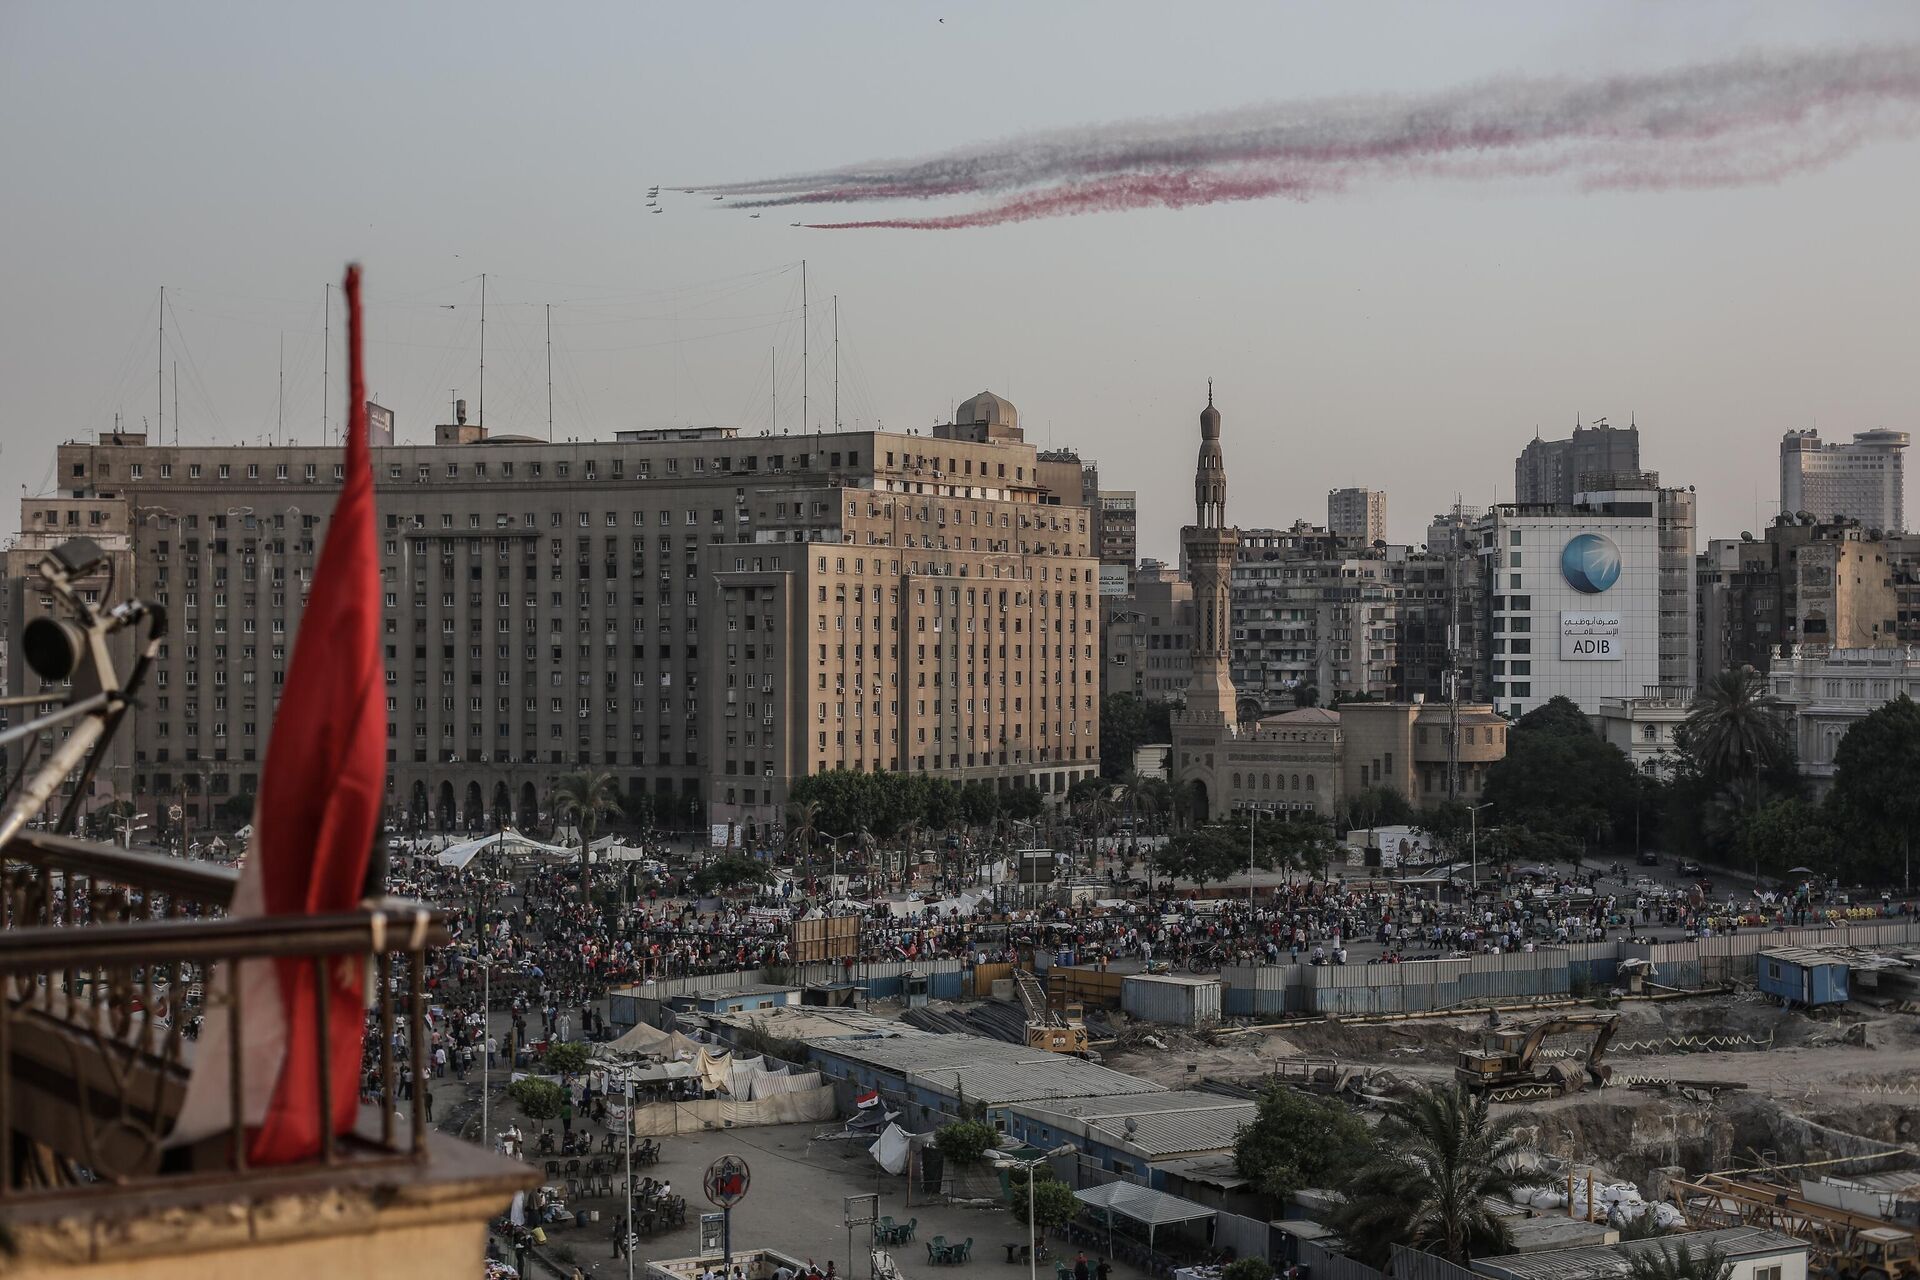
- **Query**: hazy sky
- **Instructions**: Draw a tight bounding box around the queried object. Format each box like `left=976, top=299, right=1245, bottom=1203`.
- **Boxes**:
left=5, top=2, right=1918, bottom=562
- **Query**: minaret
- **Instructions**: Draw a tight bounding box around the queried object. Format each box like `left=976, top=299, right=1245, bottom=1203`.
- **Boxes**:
left=1182, top=383, right=1239, bottom=725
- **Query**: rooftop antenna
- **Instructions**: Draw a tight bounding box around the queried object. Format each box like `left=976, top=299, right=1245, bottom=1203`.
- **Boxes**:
left=478, top=272, right=487, bottom=427
left=157, top=286, right=165, bottom=444
left=770, top=346, right=777, bottom=433
left=277, top=332, right=285, bottom=446
left=321, top=283, right=331, bottom=445
left=172, top=360, right=178, bottom=447
left=832, top=294, right=840, bottom=430
left=801, top=259, right=808, bottom=435
left=545, top=302, right=554, bottom=442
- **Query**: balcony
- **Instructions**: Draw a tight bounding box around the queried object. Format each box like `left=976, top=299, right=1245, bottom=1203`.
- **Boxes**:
left=0, top=829, right=530, bottom=1274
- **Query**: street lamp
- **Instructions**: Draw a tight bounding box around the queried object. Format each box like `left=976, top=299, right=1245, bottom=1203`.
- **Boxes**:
left=1011, top=1143, right=1076, bottom=1280
left=1466, top=803, right=1492, bottom=891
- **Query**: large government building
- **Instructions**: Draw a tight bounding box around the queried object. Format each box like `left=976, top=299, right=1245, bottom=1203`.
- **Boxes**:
left=1168, top=392, right=1506, bottom=824
left=5, top=391, right=1101, bottom=839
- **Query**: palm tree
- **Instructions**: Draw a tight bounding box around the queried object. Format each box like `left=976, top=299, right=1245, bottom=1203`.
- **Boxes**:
left=551, top=769, right=623, bottom=894
left=1329, top=1084, right=1529, bottom=1267
left=1686, top=668, right=1789, bottom=786
left=787, top=799, right=821, bottom=878
left=1625, top=1241, right=1730, bottom=1280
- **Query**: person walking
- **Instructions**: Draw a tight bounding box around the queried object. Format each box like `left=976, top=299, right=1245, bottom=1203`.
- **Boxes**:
left=1074, top=1252, right=1090, bottom=1280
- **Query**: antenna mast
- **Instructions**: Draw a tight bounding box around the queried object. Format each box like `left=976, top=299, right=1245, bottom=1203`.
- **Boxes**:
left=1446, top=496, right=1462, bottom=800
left=770, top=346, right=777, bottom=433
left=800, top=260, right=808, bottom=435
left=321, top=284, right=331, bottom=444
left=833, top=294, right=840, bottom=429
left=478, top=273, right=486, bottom=427
left=157, top=286, right=165, bottom=443
left=545, top=302, right=554, bottom=442
left=277, top=333, right=285, bottom=446
left=172, top=361, right=178, bottom=447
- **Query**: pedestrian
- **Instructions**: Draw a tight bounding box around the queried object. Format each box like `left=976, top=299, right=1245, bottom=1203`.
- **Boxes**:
left=1075, top=1252, right=1090, bottom=1280
left=613, top=1214, right=628, bottom=1258
left=1096, top=1261, right=1112, bottom=1280
left=422, top=1083, right=434, bottom=1122
left=487, top=1034, right=498, bottom=1070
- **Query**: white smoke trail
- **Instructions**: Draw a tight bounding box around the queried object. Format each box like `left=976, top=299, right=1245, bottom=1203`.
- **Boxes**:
left=686, top=45, right=1920, bottom=229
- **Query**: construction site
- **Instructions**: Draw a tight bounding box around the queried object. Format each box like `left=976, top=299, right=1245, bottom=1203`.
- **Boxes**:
left=606, top=913, right=1920, bottom=1280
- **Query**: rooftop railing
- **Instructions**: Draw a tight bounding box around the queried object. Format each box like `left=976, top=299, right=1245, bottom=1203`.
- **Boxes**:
left=0, top=828, right=446, bottom=1204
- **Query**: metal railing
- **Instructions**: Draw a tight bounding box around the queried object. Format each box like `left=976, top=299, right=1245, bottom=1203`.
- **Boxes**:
left=0, top=831, right=446, bottom=1202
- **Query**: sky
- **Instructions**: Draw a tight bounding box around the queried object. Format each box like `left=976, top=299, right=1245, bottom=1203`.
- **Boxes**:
left=4, top=2, right=1918, bottom=563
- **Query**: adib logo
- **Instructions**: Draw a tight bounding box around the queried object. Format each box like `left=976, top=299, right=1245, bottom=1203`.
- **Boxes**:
left=1560, top=533, right=1621, bottom=594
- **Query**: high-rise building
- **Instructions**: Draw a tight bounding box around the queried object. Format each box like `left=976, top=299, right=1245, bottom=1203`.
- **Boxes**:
left=1100, top=560, right=1192, bottom=704
left=1327, top=487, right=1386, bottom=545
left=1780, top=429, right=1908, bottom=532
left=1097, top=490, right=1137, bottom=570
left=13, top=390, right=1101, bottom=839
left=1514, top=421, right=1641, bottom=506
left=1476, top=471, right=1694, bottom=718
left=1231, top=527, right=1400, bottom=711
left=1693, top=516, right=1898, bottom=682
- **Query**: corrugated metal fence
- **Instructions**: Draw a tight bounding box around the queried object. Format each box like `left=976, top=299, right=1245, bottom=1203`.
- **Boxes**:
left=1298, top=1237, right=1386, bottom=1280
left=1391, top=1245, right=1479, bottom=1280
left=1221, top=919, right=1920, bottom=1018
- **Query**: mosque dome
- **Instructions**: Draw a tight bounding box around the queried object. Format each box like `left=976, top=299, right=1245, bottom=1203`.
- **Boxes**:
left=954, top=390, right=1018, bottom=432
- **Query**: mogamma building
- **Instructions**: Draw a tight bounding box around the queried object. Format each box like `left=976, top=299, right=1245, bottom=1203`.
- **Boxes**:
left=17, top=391, right=1099, bottom=839
left=1475, top=475, right=1687, bottom=719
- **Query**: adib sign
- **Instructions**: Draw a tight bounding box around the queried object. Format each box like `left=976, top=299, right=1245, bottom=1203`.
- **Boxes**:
left=1560, top=611, right=1622, bottom=660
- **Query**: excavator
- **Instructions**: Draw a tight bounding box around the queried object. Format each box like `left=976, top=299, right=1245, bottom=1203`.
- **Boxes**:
left=1455, top=1012, right=1620, bottom=1097
left=1015, top=969, right=1088, bottom=1054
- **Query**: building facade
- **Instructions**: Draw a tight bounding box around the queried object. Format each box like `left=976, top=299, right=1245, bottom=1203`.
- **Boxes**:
left=1594, top=693, right=1689, bottom=778
left=1102, top=560, right=1192, bottom=704
left=1514, top=421, right=1641, bottom=506
left=17, top=390, right=1100, bottom=838
left=1780, top=428, right=1907, bottom=532
left=1693, top=517, right=1900, bottom=682
left=1768, top=644, right=1920, bottom=791
left=1326, top=487, right=1386, bottom=545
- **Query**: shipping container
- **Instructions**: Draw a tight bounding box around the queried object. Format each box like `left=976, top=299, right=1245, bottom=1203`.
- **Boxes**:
left=1121, top=973, right=1223, bottom=1027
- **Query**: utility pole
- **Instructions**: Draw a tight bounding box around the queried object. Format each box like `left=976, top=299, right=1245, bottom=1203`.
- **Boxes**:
left=1446, top=497, right=1463, bottom=801
left=801, top=260, right=808, bottom=435
left=322, top=284, right=331, bottom=444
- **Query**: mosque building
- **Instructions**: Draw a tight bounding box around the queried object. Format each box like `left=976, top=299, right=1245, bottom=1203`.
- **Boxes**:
left=1168, top=390, right=1509, bottom=824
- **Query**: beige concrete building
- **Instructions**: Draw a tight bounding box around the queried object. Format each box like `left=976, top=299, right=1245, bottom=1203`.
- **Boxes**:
left=1327, top=486, right=1386, bottom=545
left=12, top=390, right=1099, bottom=838
left=1101, top=560, right=1192, bottom=703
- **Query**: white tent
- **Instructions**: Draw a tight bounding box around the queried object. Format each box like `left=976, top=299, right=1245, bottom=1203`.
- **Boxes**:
left=435, top=826, right=577, bottom=871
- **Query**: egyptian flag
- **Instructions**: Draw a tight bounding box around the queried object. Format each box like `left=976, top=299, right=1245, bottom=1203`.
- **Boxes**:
left=171, top=265, right=385, bottom=1162
left=856, top=1088, right=881, bottom=1109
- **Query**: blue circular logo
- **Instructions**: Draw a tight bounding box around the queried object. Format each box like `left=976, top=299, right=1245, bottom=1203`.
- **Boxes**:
left=1561, top=533, right=1621, bottom=594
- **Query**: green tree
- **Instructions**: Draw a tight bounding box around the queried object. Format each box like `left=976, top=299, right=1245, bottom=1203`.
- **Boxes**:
left=1342, top=786, right=1416, bottom=832
left=1484, top=696, right=1636, bottom=850
left=1233, top=1084, right=1375, bottom=1201
left=552, top=768, right=623, bottom=892
left=693, top=855, right=775, bottom=896
left=934, top=1119, right=997, bottom=1166
left=1004, top=785, right=1045, bottom=821
left=507, top=1077, right=566, bottom=1121
left=1222, top=1261, right=1274, bottom=1280
left=1828, top=693, right=1920, bottom=886
left=960, top=779, right=1001, bottom=827
left=543, top=1041, right=591, bottom=1074
left=1625, top=1242, right=1731, bottom=1280
left=1328, top=1084, right=1527, bottom=1267
left=1009, top=1168, right=1079, bottom=1240
left=1685, top=669, right=1790, bottom=787
left=1100, top=693, right=1173, bottom=779
left=1153, top=825, right=1247, bottom=887
left=921, top=777, right=963, bottom=831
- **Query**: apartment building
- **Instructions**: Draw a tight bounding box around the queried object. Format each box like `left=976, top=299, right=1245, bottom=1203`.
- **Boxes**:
left=1101, top=559, right=1192, bottom=704
left=17, top=390, right=1100, bottom=837
left=1327, top=487, right=1386, bottom=545
left=1514, top=420, right=1641, bottom=506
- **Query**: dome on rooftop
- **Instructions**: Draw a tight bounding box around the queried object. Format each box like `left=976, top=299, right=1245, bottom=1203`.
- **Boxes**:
left=954, top=390, right=1018, bottom=431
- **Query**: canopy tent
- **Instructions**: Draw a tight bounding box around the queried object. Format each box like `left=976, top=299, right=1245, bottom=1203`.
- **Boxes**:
left=435, top=826, right=576, bottom=870
left=1074, top=1182, right=1216, bottom=1254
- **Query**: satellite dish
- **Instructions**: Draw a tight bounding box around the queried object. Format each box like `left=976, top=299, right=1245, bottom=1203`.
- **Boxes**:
left=1124, top=1117, right=1138, bottom=1136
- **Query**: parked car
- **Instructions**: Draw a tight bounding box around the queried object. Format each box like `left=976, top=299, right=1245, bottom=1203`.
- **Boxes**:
left=1677, top=859, right=1704, bottom=877
left=1637, top=849, right=1660, bottom=866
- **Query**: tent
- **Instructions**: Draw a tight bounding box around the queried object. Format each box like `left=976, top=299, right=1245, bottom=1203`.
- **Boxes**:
left=1073, top=1182, right=1216, bottom=1254
left=436, top=826, right=577, bottom=870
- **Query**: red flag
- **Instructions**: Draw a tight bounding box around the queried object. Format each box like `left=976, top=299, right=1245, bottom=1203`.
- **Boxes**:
left=245, top=263, right=385, bottom=1162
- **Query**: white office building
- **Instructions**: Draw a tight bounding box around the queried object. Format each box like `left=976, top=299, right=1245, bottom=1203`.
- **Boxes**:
left=1781, top=429, right=1908, bottom=532
left=1769, top=645, right=1920, bottom=791
left=1478, top=478, right=1691, bottom=719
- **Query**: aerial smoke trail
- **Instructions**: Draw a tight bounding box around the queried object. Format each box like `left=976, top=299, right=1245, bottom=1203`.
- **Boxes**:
left=690, top=46, right=1920, bottom=229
